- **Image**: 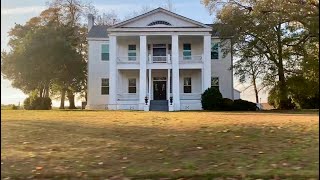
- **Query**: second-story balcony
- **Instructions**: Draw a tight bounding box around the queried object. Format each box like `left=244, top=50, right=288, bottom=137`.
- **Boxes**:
left=148, top=54, right=171, bottom=64
left=117, top=56, right=139, bottom=64
left=179, top=55, right=203, bottom=63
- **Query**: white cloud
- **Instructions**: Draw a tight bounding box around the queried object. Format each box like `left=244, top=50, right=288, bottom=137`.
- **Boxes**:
left=1, top=6, right=45, bottom=15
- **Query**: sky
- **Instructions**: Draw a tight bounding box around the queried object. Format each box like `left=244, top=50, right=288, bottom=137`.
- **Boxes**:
left=1, top=0, right=268, bottom=106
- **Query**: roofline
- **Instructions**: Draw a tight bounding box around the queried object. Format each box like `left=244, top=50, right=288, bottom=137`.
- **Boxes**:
left=110, top=7, right=211, bottom=29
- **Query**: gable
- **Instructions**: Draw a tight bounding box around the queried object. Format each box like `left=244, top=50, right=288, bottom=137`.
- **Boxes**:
left=112, top=8, right=210, bottom=28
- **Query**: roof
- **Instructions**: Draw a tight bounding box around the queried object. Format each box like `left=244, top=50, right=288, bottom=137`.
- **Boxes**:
left=87, top=25, right=108, bottom=38
left=111, top=7, right=211, bottom=29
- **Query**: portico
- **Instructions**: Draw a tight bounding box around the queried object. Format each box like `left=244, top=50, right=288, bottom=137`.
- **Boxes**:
left=86, top=7, right=234, bottom=111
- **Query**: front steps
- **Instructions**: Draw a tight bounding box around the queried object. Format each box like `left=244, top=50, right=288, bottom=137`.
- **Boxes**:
left=149, top=100, right=169, bottom=111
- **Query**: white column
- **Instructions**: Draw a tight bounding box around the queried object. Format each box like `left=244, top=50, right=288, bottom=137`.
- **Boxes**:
left=203, top=35, right=212, bottom=91
left=167, top=69, right=171, bottom=100
left=108, top=35, right=117, bottom=110
left=172, top=34, right=180, bottom=110
left=148, top=69, right=151, bottom=102
left=139, top=35, right=147, bottom=110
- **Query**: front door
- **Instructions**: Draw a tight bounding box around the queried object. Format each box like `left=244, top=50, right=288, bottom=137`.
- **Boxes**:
left=153, top=81, right=166, bottom=100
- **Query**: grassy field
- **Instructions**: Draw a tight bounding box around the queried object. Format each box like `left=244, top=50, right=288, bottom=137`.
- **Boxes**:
left=1, top=110, right=319, bottom=179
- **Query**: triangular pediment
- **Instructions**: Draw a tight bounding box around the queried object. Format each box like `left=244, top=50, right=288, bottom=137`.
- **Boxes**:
left=111, top=8, right=210, bottom=28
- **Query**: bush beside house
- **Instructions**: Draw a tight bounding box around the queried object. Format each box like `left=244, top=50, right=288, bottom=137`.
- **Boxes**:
left=201, top=87, right=257, bottom=111
left=24, top=96, right=52, bottom=110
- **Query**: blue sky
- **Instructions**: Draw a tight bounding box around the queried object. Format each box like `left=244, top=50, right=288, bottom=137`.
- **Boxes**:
left=1, top=0, right=267, bottom=106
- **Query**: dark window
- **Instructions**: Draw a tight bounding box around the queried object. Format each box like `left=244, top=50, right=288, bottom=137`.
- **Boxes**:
left=128, top=78, right=136, bottom=93
left=128, top=45, right=136, bottom=61
left=211, top=77, right=219, bottom=89
left=211, top=43, right=219, bottom=59
left=184, top=77, right=192, bottom=93
left=183, top=44, right=191, bottom=60
left=101, top=44, right=109, bottom=61
left=101, top=78, right=109, bottom=95
left=147, top=21, right=172, bottom=26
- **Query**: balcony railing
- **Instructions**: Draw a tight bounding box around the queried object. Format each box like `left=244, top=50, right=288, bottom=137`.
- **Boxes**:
left=180, top=93, right=201, bottom=100
left=179, top=55, right=203, bottom=63
left=117, top=56, right=139, bottom=64
left=117, top=93, right=139, bottom=101
left=148, top=54, right=171, bottom=63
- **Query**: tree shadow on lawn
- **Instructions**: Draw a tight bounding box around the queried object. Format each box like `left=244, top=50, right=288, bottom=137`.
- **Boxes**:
left=1, top=119, right=319, bottom=179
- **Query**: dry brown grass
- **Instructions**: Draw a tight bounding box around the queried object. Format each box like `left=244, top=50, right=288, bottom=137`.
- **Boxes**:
left=1, top=110, right=319, bottom=179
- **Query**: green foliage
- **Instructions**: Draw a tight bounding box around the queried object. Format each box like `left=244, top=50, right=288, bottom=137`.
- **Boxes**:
left=201, top=87, right=223, bottom=110
left=268, top=84, right=296, bottom=109
left=232, top=99, right=257, bottom=111
left=203, top=0, right=319, bottom=109
left=221, top=98, right=234, bottom=111
left=24, top=96, right=52, bottom=110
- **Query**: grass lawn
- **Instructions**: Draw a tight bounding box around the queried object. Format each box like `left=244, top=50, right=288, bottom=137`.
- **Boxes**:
left=1, top=110, right=319, bottom=179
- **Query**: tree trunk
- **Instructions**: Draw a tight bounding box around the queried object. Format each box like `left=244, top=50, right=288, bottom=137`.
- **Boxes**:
left=278, top=64, right=289, bottom=109
left=59, top=88, right=66, bottom=109
left=252, top=77, right=259, bottom=104
left=276, top=23, right=290, bottom=110
left=67, top=90, right=76, bottom=109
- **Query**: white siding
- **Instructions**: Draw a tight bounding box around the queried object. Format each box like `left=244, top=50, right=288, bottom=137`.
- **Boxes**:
left=87, top=40, right=110, bottom=109
left=211, top=39, right=233, bottom=99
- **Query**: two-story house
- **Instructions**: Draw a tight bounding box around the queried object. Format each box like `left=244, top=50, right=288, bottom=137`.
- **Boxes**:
left=86, top=7, right=238, bottom=111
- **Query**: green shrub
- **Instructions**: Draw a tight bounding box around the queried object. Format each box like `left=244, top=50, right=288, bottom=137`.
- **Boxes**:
left=221, top=98, right=234, bottom=111
left=11, top=104, right=18, bottom=110
left=201, top=87, right=223, bottom=110
left=232, top=99, right=257, bottom=111
left=23, top=96, right=52, bottom=110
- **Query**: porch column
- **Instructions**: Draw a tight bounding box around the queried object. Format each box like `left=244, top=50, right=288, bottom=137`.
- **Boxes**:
left=148, top=69, right=152, bottom=102
left=203, top=35, right=212, bottom=91
left=139, top=35, right=147, bottom=110
left=167, top=69, right=171, bottom=100
left=172, top=34, right=180, bottom=110
left=108, top=35, right=117, bottom=110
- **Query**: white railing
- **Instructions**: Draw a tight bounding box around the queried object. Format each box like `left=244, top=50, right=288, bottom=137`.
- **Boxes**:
left=180, top=93, right=201, bottom=100
left=117, top=93, right=139, bottom=101
left=148, top=54, right=171, bottom=63
left=179, top=55, right=203, bottom=63
left=117, top=56, right=139, bottom=64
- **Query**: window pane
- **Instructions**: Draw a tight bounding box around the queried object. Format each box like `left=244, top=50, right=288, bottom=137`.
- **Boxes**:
left=101, top=78, right=109, bottom=86
left=211, top=43, right=219, bottom=59
left=184, top=86, right=191, bottom=93
left=168, top=44, right=172, bottom=50
left=184, top=78, right=191, bottom=85
left=129, top=79, right=136, bottom=86
left=128, top=45, right=136, bottom=50
left=101, top=44, right=109, bottom=53
left=183, top=44, right=191, bottom=50
left=102, top=53, right=109, bottom=61
left=101, top=87, right=109, bottom=95
left=128, top=87, right=136, bottom=93
left=128, top=52, right=136, bottom=56
left=211, top=77, right=219, bottom=86
left=183, top=51, right=191, bottom=56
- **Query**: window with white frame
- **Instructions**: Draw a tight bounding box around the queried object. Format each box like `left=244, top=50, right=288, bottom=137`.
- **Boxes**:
left=128, top=78, right=137, bottom=93
left=183, top=44, right=191, bottom=60
left=211, top=77, right=219, bottom=89
left=101, top=44, right=109, bottom=61
left=128, top=45, right=136, bottom=61
left=211, top=42, right=219, bottom=60
left=101, top=78, right=109, bottom=95
left=184, top=77, right=192, bottom=93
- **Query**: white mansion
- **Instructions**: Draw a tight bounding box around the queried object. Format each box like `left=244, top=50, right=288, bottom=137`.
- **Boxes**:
left=86, top=8, right=240, bottom=111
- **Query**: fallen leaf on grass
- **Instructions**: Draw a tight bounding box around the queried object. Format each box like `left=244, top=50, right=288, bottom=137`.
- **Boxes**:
left=35, top=166, right=43, bottom=170
left=196, top=147, right=203, bottom=150
left=172, top=169, right=181, bottom=172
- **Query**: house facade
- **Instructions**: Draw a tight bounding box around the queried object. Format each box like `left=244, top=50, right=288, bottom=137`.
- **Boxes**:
left=86, top=8, right=237, bottom=111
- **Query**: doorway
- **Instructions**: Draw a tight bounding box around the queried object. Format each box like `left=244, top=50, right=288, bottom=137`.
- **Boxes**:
left=153, top=80, right=167, bottom=100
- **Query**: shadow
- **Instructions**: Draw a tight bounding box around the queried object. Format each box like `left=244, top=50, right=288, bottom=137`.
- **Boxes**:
left=2, top=117, right=319, bottom=179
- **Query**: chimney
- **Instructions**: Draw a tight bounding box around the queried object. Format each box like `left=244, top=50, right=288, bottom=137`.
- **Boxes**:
left=88, top=14, right=94, bottom=32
